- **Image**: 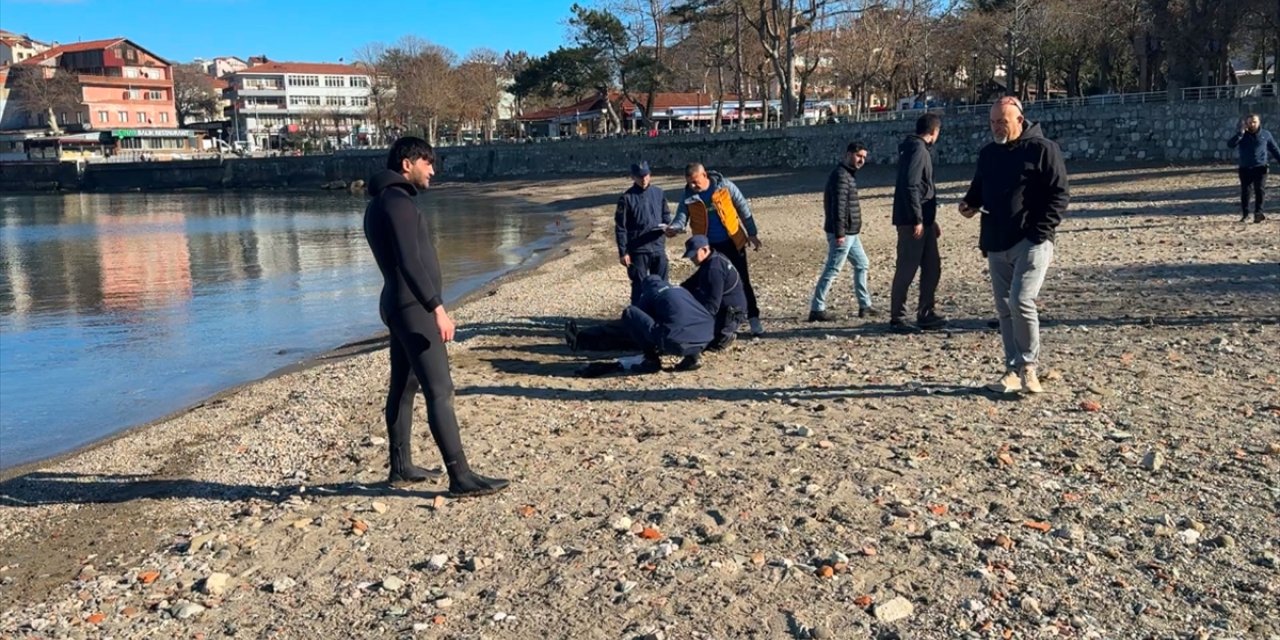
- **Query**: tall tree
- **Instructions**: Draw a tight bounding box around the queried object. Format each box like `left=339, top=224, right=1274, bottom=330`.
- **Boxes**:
left=9, top=67, right=82, bottom=133
left=172, top=63, right=221, bottom=127
left=570, top=3, right=671, bottom=129
left=453, top=49, right=504, bottom=142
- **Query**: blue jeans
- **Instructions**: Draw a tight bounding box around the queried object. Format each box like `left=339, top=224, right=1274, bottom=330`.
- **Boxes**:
left=810, top=233, right=872, bottom=311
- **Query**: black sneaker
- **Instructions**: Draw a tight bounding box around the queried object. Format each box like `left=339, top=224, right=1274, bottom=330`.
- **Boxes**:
left=674, top=354, right=702, bottom=371
left=917, top=314, right=949, bottom=330
left=858, top=307, right=882, bottom=318
left=1255, top=212, right=1267, bottom=223
left=388, top=464, right=444, bottom=487
left=634, top=355, right=662, bottom=374
left=448, top=473, right=510, bottom=498
left=808, top=309, right=835, bottom=322
left=707, top=334, right=736, bottom=352
left=889, top=319, right=917, bottom=334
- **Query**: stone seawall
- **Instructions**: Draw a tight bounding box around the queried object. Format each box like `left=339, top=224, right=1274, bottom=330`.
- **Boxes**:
left=1, top=98, right=1275, bottom=192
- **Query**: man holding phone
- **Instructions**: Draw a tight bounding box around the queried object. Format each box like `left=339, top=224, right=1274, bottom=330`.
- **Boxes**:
left=959, top=97, right=1069, bottom=395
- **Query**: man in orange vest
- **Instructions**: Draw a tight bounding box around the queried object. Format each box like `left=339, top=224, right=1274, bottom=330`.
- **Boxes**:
left=667, top=163, right=765, bottom=336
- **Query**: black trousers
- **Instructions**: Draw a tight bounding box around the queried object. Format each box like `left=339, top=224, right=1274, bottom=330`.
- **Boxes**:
left=710, top=240, right=759, bottom=319
left=1239, top=166, right=1268, bottom=214
left=382, top=304, right=467, bottom=476
left=626, top=252, right=669, bottom=304
left=575, top=319, right=640, bottom=351
left=890, top=225, right=941, bottom=322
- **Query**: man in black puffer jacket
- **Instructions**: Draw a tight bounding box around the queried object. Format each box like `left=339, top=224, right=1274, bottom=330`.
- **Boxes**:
left=959, top=96, right=1069, bottom=396
left=809, top=142, right=877, bottom=321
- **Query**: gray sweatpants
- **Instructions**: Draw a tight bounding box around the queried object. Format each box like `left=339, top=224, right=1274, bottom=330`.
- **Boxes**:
left=987, top=239, right=1054, bottom=369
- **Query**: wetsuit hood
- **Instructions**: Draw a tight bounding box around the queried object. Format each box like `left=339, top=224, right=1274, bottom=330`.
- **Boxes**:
left=369, top=170, right=418, bottom=197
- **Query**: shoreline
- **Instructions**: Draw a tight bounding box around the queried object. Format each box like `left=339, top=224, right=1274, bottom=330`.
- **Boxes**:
left=1, top=165, right=1277, bottom=637
left=0, top=184, right=586, bottom=480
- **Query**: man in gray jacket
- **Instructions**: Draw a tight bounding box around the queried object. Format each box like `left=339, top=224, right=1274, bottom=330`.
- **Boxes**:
left=809, top=142, right=877, bottom=321
left=889, top=114, right=946, bottom=332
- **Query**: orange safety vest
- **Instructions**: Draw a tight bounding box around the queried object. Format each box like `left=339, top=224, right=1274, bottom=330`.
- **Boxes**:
left=685, top=187, right=748, bottom=250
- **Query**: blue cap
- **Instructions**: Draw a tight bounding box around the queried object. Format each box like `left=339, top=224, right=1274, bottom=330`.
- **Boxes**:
left=630, top=161, right=650, bottom=178
left=683, top=234, right=710, bottom=259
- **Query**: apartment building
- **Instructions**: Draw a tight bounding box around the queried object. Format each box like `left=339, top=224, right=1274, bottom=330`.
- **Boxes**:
left=226, top=61, right=374, bottom=151
left=12, top=37, right=179, bottom=130
left=0, top=30, right=49, bottom=65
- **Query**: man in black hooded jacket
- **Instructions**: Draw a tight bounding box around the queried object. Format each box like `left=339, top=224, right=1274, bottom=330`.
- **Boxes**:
left=890, top=114, right=946, bottom=331
left=363, top=136, right=508, bottom=498
left=959, top=97, right=1069, bottom=396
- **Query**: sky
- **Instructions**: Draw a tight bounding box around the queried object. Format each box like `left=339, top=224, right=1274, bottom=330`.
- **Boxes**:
left=0, top=0, right=579, bottom=63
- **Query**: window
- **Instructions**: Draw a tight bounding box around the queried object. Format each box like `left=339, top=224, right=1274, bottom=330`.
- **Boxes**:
left=289, top=95, right=321, bottom=107
left=125, top=67, right=139, bottom=78
left=77, top=112, right=84, bottom=124
left=128, top=89, right=141, bottom=100
left=286, top=74, right=319, bottom=87
left=98, top=111, right=109, bottom=123
left=325, top=96, right=346, bottom=106
left=324, top=76, right=345, bottom=87
left=118, top=111, right=128, bottom=123
left=350, top=96, right=369, bottom=107
left=350, top=76, right=369, bottom=88
left=160, top=112, right=169, bottom=124
left=147, top=90, right=164, bottom=100
left=137, top=111, right=147, bottom=123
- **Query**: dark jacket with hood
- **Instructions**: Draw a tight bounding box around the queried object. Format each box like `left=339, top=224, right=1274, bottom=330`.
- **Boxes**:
left=1228, top=128, right=1280, bottom=169
left=823, top=160, right=863, bottom=236
left=892, top=135, right=937, bottom=227
left=961, top=121, right=1070, bottom=253
left=363, top=170, right=445, bottom=315
left=680, top=251, right=746, bottom=319
left=615, top=183, right=672, bottom=256
left=635, top=276, right=714, bottom=349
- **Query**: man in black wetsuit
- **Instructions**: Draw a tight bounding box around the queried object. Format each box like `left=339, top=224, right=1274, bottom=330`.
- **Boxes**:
left=363, top=137, right=508, bottom=498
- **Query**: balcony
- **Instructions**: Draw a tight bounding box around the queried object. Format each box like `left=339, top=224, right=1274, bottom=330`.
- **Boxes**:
left=236, top=87, right=286, bottom=97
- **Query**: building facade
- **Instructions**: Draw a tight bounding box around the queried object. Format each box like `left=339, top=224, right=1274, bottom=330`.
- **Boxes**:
left=0, top=31, right=50, bottom=65
left=13, top=38, right=179, bottom=130
left=226, top=61, right=374, bottom=151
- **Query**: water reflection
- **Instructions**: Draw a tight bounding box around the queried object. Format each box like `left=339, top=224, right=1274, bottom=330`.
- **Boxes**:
left=0, top=189, right=562, bottom=469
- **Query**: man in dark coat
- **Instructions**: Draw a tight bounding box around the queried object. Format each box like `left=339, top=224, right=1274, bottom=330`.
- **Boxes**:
left=615, top=160, right=672, bottom=302
left=680, top=235, right=747, bottom=350
left=889, top=113, right=946, bottom=332
left=1228, top=113, right=1280, bottom=223
left=809, top=142, right=877, bottom=321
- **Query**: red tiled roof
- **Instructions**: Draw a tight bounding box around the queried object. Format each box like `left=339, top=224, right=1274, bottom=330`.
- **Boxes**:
left=19, top=38, right=125, bottom=65
left=519, top=95, right=606, bottom=121
left=237, top=61, right=367, bottom=75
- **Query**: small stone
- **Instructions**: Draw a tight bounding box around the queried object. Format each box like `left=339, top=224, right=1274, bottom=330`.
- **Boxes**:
left=201, top=572, right=231, bottom=596
left=432, top=496, right=446, bottom=510
left=186, top=533, right=217, bottom=555
left=434, top=597, right=454, bottom=609
left=963, top=598, right=985, bottom=612
left=371, top=501, right=389, bottom=514
left=1140, top=450, right=1164, bottom=472
left=1053, top=525, right=1086, bottom=542
left=426, top=554, right=450, bottom=571
left=365, top=436, right=387, bottom=447
left=170, top=601, right=206, bottom=620
left=492, top=612, right=508, bottom=622
left=270, top=577, right=296, bottom=593
left=1208, top=534, right=1236, bottom=550
left=381, top=576, right=405, bottom=592
left=1254, top=551, right=1278, bottom=569
left=1020, top=596, right=1043, bottom=616
left=616, top=580, right=637, bottom=593
left=793, top=426, right=813, bottom=437
left=611, top=516, right=633, bottom=532
left=1177, top=529, right=1201, bottom=545
left=874, top=596, right=915, bottom=623
left=547, top=546, right=566, bottom=559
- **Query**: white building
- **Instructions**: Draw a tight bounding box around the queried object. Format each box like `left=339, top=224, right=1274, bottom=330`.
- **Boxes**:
left=226, top=61, right=374, bottom=151
left=0, top=31, right=49, bottom=65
